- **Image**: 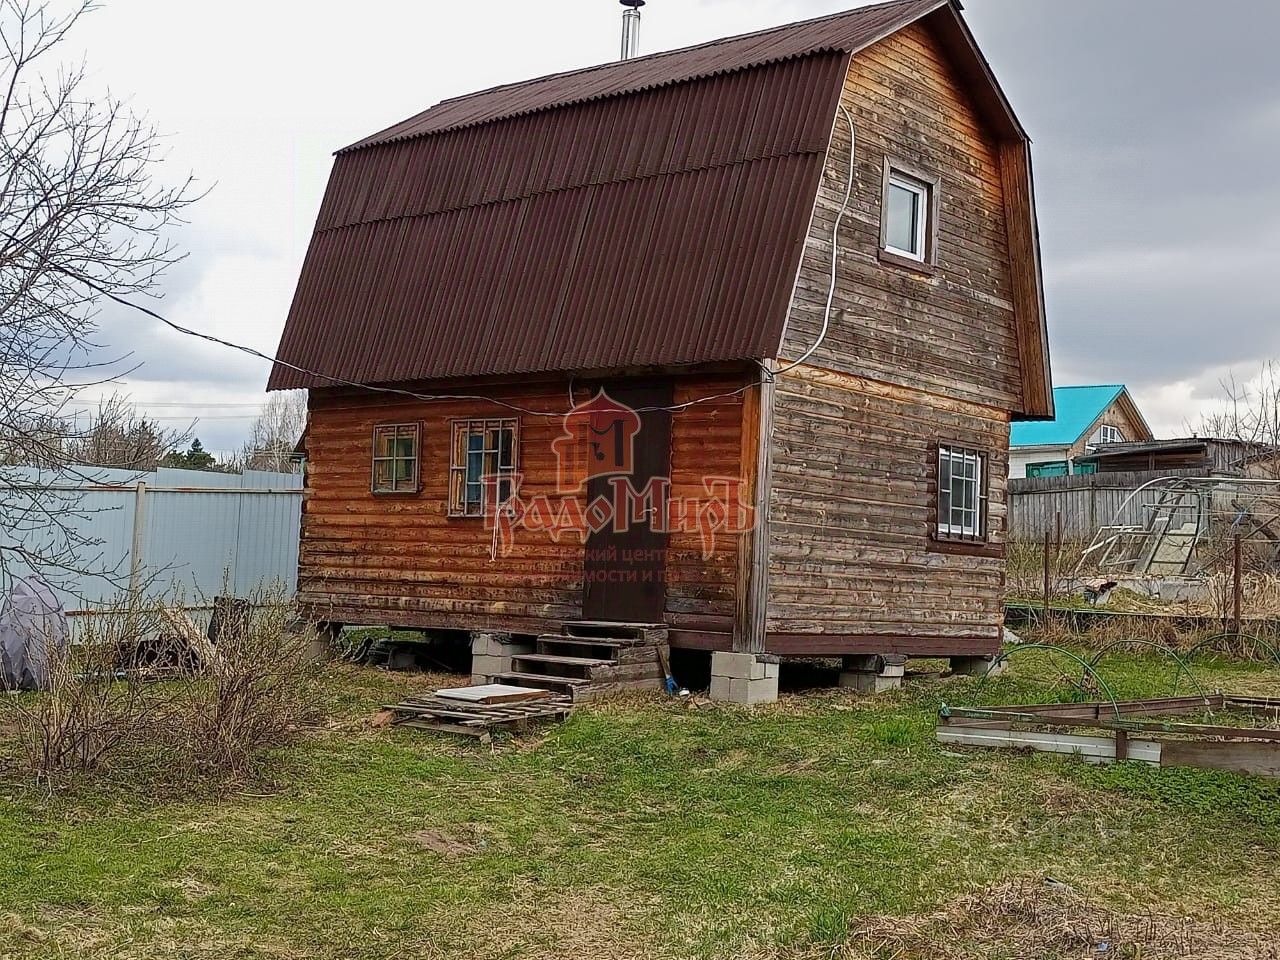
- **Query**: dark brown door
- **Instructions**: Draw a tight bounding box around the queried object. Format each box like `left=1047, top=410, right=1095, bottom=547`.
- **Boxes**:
left=582, top=381, right=672, bottom=623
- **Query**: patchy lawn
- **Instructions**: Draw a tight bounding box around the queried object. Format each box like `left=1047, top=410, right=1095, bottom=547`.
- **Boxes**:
left=1, top=652, right=1278, bottom=959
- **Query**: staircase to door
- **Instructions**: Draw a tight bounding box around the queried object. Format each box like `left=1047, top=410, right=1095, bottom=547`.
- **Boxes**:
left=496, top=621, right=669, bottom=702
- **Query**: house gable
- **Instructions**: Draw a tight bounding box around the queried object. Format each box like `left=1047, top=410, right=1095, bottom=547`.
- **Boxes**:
left=1011, top=385, right=1152, bottom=451
left=778, top=17, right=1027, bottom=413
left=268, top=0, right=1050, bottom=416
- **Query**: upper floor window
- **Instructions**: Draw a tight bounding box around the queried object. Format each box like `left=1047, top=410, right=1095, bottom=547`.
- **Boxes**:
left=880, top=159, right=939, bottom=266
left=371, top=423, right=421, bottom=494
left=448, top=418, right=518, bottom=517
left=1094, top=424, right=1124, bottom=446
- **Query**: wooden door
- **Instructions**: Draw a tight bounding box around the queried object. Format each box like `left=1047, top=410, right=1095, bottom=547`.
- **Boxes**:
left=581, top=381, right=672, bottom=623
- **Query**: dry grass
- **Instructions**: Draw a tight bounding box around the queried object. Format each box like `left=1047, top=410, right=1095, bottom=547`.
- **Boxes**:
left=1008, top=533, right=1280, bottom=624
left=0, top=597, right=172, bottom=784
left=841, top=879, right=1280, bottom=960
left=2, top=662, right=1279, bottom=959
left=0, top=589, right=323, bottom=790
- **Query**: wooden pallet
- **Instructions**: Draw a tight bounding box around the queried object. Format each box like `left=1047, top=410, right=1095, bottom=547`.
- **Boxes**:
left=387, top=691, right=574, bottom=739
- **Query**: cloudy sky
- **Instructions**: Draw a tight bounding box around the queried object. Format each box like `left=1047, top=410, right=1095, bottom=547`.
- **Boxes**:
left=58, top=0, right=1280, bottom=453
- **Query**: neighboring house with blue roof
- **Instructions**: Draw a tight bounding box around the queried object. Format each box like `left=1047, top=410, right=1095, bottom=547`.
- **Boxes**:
left=1009, top=385, right=1153, bottom=478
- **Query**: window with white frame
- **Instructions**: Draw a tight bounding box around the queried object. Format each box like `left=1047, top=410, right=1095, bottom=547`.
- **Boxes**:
left=882, top=163, right=935, bottom=263
left=448, top=418, right=518, bottom=517
left=937, top=445, right=987, bottom=541
left=1094, top=424, right=1124, bottom=446
left=371, top=423, right=421, bottom=494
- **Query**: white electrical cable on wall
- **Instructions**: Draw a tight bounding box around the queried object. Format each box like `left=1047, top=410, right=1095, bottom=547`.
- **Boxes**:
left=776, top=103, right=857, bottom=377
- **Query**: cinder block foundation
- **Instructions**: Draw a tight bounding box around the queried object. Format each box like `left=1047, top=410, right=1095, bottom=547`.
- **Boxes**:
left=470, top=633, right=534, bottom=684
left=710, top=652, right=780, bottom=705
left=839, top=654, right=906, bottom=694
left=949, top=655, right=1007, bottom=678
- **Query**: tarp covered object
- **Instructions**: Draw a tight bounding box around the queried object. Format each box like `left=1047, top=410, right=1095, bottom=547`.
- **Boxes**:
left=0, top=577, right=69, bottom=691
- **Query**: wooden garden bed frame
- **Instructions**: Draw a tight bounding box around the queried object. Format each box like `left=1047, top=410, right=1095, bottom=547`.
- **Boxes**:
left=938, top=694, right=1280, bottom=778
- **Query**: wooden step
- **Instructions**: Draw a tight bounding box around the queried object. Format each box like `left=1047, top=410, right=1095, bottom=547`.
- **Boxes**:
left=537, top=633, right=630, bottom=650
left=494, top=672, right=591, bottom=696
left=536, top=636, right=634, bottom=660
left=562, top=621, right=668, bottom=643
left=515, top=652, right=614, bottom=668
left=512, top=653, right=615, bottom=680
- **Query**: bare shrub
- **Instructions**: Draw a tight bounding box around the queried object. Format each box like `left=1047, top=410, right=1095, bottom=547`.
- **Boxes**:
left=0, top=588, right=325, bottom=790
left=0, top=596, right=169, bottom=784
left=1006, top=538, right=1093, bottom=602
left=170, top=590, right=323, bottom=778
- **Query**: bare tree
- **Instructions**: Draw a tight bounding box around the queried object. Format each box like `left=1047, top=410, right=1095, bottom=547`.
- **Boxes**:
left=1, top=0, right=197, bottom=590
left=64, top=393, right=192, bottom=471
left=0, top=410, right=66, bottom=467
left=1199, top=361, right=1280, bottom=479
left=235, top=391, right=306, bottom=474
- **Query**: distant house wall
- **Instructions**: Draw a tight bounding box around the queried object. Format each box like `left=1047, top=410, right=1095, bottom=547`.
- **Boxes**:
left=1011, top=396, right=1152, bottom=478
left=1010, top=446, right=1070, bottom=479
left=1067, top=397, right=1151, bottom=460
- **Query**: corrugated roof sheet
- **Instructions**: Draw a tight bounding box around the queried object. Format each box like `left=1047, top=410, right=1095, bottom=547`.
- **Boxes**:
left=347, top=0, right=946, bottom=150
left=269, top=0, right=970, bottom=391
left=1010, top=386, right=1127, bottom=448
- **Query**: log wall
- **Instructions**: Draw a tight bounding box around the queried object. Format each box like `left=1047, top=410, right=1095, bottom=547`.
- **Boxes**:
left=760, top=24, right=1021, bottom=656
left=779, top=22, right=1024, bottom=411
left=765, top=365, right=1010, bottom=654
left=301, top=374, right=745, bottom=635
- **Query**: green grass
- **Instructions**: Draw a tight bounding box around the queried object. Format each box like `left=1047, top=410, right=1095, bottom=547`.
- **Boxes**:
left=1, top=656, right=1279, bottom=959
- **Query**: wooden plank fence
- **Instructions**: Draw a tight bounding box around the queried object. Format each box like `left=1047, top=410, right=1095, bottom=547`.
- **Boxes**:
left=1009, top=469, right=1205, bottom=542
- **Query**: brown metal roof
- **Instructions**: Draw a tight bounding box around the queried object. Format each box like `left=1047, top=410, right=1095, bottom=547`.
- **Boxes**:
left=270, top=0, right=1028, bottom=392
left=346, top=0, right=948, bottom=150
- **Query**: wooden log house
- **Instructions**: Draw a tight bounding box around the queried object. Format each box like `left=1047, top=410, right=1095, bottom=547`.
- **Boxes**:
left=269, top=0, right=1055, bottom=669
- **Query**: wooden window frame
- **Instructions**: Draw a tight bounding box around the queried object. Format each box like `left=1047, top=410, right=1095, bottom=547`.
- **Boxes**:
left=447, top=417, right=519, bottom=518
left=370, top=422, right=421, bottom=495
left=929, top=442, right=1002, bottom=558
left=879, top=157, right=941, bottom=273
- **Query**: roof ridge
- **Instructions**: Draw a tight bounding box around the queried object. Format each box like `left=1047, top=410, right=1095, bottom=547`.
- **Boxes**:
left=431, top=0, right=925, bottom=111
left=343, top=0, right=947, bottom=152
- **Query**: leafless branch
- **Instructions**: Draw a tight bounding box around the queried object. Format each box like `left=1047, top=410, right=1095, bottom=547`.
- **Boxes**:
left=0, top=0, right=198, bottom=594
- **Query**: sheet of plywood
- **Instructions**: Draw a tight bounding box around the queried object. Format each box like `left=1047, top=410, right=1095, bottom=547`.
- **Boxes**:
left=436, top=684, right=551, bottom=705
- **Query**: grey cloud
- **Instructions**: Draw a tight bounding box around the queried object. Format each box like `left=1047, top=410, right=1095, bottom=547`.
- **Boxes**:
left=778, top=0, right=1280, bottom=411
left=963, top=0, right=1280, bottom=394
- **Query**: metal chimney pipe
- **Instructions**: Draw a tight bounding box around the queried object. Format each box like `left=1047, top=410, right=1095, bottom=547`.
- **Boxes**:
left=620, top=0, right=645, bottom=60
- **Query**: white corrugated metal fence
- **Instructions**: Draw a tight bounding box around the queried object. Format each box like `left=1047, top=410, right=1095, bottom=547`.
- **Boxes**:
left=0, top=465, right=303, bottom=615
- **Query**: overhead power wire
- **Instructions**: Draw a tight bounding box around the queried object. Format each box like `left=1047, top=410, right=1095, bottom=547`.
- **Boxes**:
left=29, top=112, right=861, bottom=423
left=85, top=282, right=760, bottom=418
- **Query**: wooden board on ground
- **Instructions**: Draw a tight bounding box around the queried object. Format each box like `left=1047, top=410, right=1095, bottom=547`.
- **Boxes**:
left=436, top=684, right=551, bottom=705
left=938, top=696, right=1280, bottom=779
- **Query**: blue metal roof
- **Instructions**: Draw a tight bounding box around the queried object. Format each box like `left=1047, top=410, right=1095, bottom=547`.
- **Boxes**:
left=1010, top=385, right=1126, bottom=448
